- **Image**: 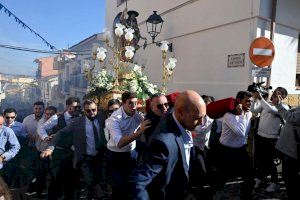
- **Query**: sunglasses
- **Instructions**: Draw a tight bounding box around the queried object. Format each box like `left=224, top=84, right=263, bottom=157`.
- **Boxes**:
left=85, top=108, right=97, bottom=113
left=109, top=108, right=118, bottom=113
left=157, top=103, right=169, bottom=110
left=5, top=116, right=16, bottom=119
left=73, top=106, right=81, bottom=109
left=128, top=101, right=137, bottom=106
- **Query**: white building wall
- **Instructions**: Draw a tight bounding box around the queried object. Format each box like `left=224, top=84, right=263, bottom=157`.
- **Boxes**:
left=105, top=0, right=299, bottom=98
left=258, top=0, right=300, bottom=94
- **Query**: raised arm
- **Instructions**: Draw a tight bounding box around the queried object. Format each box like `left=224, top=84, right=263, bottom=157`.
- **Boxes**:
left=223, top=112, right=251, bottom=137
left=37, top=114, right=58, bottom=140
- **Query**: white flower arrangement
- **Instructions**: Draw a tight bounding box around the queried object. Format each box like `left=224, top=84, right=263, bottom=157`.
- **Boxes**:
left=87, top=69, right=115, bottom=97
left=160, top=40, right=170, bottom=52
left=115, top=23, right=126, bottom=37
left=124, top=28, right=135, bottom=42
left=125, top=46, right=135, bottom=59
left=96, top=47, right=107, bottom=61
left=121, top=64, right=159, bottom=100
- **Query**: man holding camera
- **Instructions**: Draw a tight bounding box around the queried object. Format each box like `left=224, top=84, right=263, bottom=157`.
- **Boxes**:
left=252, top=87, right=289, bottom=192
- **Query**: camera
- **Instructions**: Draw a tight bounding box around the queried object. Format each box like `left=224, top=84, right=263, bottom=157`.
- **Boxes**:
left=247, top=82, right=272, bottom=98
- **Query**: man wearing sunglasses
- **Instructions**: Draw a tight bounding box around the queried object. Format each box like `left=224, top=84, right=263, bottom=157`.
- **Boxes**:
left=4, top=108, right=27, bottom=143
left=42, top=99, right=106, bottom=199
left=129, top=90, right=206, bottom=200
left=106, top=91, right=151, bottom=200
left=144, top=93, right=169, bottom=144
left=0, top=115, right=20, bottom=171
left=38, top=97, right=81, bottom=199
left=1, top=108, right=27, bottom=188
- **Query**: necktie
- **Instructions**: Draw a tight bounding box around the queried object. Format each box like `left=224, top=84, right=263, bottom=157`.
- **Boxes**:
left=92, top=120, right=101, bottom=150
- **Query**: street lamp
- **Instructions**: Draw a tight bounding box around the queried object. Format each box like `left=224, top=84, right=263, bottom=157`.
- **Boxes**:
left=145, top=11, right=172, bottom=52
left=146, top=11, right=164, bottom=43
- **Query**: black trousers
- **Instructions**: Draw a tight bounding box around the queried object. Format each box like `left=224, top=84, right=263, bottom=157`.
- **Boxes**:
left=189, top=146, right=214, bottom=199
left=108, top=151, right=136, bottom=200
left=281, top=154, right=300, bottom=200
left=48, top=148, right=76, bottom=200
left=79, top=153, right=104, bottom=199
left=254, top=134, right=278, bottom=182
left=214, top=144, right=254, bottom=200
left=35, top=156, right=51, bottom=195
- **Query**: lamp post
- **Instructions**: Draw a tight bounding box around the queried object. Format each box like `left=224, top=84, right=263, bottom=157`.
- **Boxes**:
left=146, top=11, right=164, bottom=44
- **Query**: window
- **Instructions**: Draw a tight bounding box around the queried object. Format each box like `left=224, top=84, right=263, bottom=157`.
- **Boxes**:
left=296, top=34, right=300, bottom=88
left=117, top=0, right=127, bottom=6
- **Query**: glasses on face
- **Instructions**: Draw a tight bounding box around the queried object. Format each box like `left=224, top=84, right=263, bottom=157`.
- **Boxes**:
left=73, top=106, right=81, bottom=110
left=109, top=108, right=118, bottom=114
left=45, top=112, right=55, bottom=116
left=128, top=101, right=137, bottom=106
left=5, top=116, right=16, bottom=119
left=85, top=109, right=97, bottom=113
left=157, top=103, right=169, bottom=110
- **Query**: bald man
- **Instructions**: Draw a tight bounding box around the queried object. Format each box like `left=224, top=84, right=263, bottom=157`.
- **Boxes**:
left=129, top=90, right=206, bottom=200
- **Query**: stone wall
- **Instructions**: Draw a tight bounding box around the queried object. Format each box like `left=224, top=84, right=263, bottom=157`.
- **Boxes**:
left=283, top=94, right=300, bottom=107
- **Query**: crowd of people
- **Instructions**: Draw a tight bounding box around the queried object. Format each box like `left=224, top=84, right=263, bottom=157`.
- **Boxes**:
left=0, top=88, right=299, bottom=200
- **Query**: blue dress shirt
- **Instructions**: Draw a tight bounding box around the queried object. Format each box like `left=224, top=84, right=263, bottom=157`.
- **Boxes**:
left=0, top=126, right=21, bottom=169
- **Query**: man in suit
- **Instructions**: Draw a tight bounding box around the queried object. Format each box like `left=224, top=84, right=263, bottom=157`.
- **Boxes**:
left=129, top=90, right=206, bottom=200
left=42, top=99, right=106, bottom=199
left=39, top=97, right=81, bottom=199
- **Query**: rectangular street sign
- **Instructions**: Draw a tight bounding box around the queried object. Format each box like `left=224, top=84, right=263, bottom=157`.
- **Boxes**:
left=227, top=53, right=245, bottom=68
left=251, top=67, right=271, bottom=77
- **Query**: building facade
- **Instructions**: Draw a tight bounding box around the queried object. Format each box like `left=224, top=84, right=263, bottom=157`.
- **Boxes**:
left=54, top=34, right=105, bottom=110
left=35, top=56, right=59, bottom=107
left=105, top=0, right=300, bottom=106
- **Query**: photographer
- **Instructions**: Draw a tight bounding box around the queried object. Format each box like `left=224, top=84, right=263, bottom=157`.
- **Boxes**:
left=272, top=92, right=300, bottom=200
left=252, top=87, right=289, bottom=192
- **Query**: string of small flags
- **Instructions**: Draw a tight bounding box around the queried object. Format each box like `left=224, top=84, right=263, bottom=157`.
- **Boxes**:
left=0, top=3, right=56, bottom=50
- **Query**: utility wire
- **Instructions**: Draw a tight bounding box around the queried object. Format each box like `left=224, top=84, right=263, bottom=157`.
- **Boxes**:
left=0, top=3, right=57, bottom=50
left=0, top=44, right=91, bottom=56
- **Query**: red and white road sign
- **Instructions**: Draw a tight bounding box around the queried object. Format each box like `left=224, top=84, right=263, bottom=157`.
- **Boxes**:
left=249, top=37, right=275, bottom=67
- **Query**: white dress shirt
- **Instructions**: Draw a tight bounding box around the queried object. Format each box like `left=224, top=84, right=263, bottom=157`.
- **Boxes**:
left=106, top=107, right=143, bottom=153
left=23, top=114, right=42, bottom=147
left=37, top=112, right=72, bottom=140
left=219, top=111, right=252, bottom=148
left=253, top=98, right=289, bottom=139
left=173, top=112, right=193, bottom=167
left=85, top=117, right=100, bottom=156
left=193, top=115, right=214, bottom=151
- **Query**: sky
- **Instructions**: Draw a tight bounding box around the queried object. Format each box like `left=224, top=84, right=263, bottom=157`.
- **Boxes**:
left=0, top=0, right=106, bottom=76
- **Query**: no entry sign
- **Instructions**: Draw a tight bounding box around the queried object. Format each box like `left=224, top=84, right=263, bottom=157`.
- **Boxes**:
left=249, top=37, right=275, bottom=67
